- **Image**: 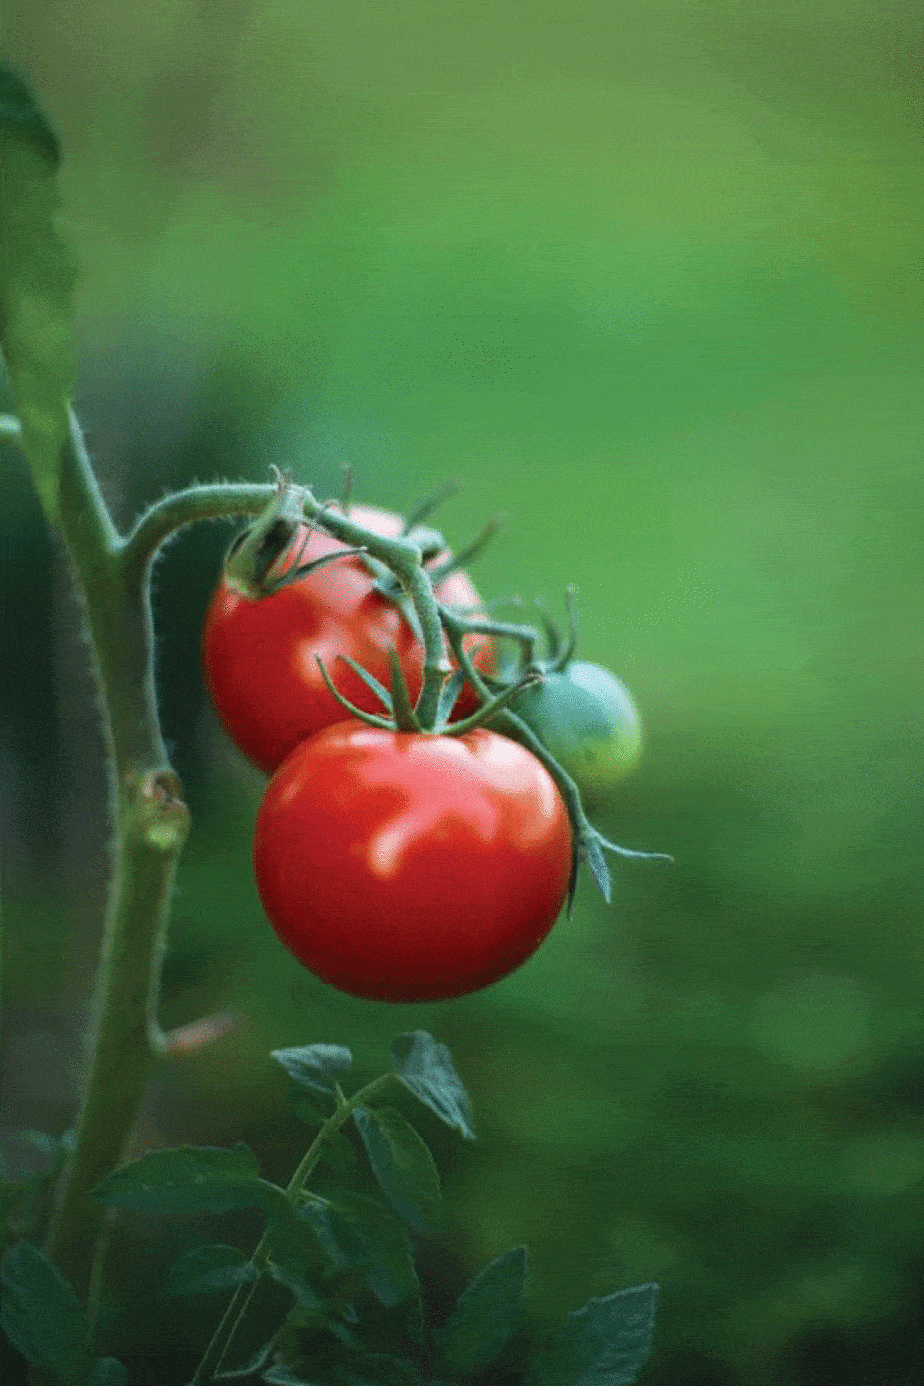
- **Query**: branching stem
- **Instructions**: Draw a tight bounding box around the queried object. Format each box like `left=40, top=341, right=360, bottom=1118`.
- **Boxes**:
left=189, top=1074, right=395, bottom=1385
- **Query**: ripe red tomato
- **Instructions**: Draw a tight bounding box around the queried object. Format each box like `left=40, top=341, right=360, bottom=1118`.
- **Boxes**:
left=203, top=504, right=492, bottom=774
left=252, top=723, right=573, bottom=1002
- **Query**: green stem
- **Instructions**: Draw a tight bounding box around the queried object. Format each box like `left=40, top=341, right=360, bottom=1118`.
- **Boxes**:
left=299, top=489, right=451, bottom=729
left=189, top=1075, right=394, bottom=1385
left=37, top=413, right=192, bottom=1294
left=123, top=482, right=275, bottom=579
left=6, top=405, right=267, bottom=1296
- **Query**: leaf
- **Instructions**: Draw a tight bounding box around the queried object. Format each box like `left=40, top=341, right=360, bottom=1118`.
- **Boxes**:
left=0, top=1240, right=91, bottom=1383
left=336, top=1355, right=421, bottom=1386
left=389, top=1032, right=475, bottom=1141
left=435, top=1245, right=528, bottom=1376
left=272, top=1045, right=354, bottom=1095
left=262, top=1368, right=315, bottom=1386
left=0, top=63, right=78, bottom=525
left=300, top=1194, right=420, bottom=1309
left=530, top=1282, right=659, bottom=1386
left=263, top=1209, right=325, bottom=1310
left=352, top=1107, right=442, bottom=1234
left=92, top=1143, right=284, bottom=1218
left=266, top=1255, right=324, bottom=1310
left=165, top=1244, right=259, bottom=1297
left=91, top=1358, right=129, bottom=1386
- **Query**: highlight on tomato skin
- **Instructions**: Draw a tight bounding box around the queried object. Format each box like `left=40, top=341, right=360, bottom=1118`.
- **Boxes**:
left=252, top=723, right=573, bottom=1003
left=202, top=504, right=493, bottom=775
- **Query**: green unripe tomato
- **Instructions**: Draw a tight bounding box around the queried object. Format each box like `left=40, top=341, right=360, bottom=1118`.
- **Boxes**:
left=515, top=660, right=643, bottom=809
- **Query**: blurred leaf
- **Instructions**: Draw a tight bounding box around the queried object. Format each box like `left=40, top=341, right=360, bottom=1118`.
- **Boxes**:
left=300, top=1193, right=420, bottom=1309
left=262, top=1367, right=314, bottom=1386
left=267, top=1256, right=324, bottom=1310
left=435, top=1245, right=529, bottom=1376
left=264, top=1206, right=329, bottom=1311
left=530, top=1282, right=659, bottom=1386
left=352, top=1106, right=442, bottom=1234
left=92, top=1143, right=285, bottom=1218
left=90, top=1358, right=129, bottom=1386
left=389, top=1032, right=475, bottom=1140
left=0, top=63, right=77, bottom=526
left=0, top=1240, right=91, bottom=1383
left=336, top=1355, right=421, bottom=1386
left=272, top=1045, right=354, bottom=1095
left=165, top=1243, right=258, bottom=1296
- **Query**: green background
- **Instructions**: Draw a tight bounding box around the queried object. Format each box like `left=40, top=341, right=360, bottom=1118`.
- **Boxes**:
left=3, top=2, right=923, bottom=1382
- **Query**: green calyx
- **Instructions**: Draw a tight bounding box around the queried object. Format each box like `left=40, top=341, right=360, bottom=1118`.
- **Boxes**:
left=315, top=647, right=542, bottom=737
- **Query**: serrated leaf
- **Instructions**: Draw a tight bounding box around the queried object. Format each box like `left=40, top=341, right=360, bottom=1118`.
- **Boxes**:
left=352, top=1107, right=442, bottom=1234
left=300, top=1194, right=420, bottom=1308
left=0, top=63, right=78, bottom=526
left=92, top=1143, right=283, bottom=1218
left=91, top=1358, right=129, bottom=1386
left=531, top=1282, right=658, bottom=1386
left=389, top=1032, right=475, bottom=1141
left=0, top=1241, right=91, bottom=1383
left=435, top=1245, right=528, bottom=1376
left=272, top=1045, right=353, bottom=1095
left=165, top=1244, right=258, bottom=1297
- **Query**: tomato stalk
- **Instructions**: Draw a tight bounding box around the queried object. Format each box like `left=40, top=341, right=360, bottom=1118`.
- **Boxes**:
left=1, top=400, right=282, bottom=1300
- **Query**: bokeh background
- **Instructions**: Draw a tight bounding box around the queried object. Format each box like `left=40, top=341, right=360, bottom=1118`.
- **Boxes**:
left=3, top=2, right=923, bottom=1382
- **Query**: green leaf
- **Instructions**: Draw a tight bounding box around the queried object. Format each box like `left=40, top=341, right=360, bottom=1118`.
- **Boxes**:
left=435, top=1245, right=528, bottom=1376
left=530, top=1282, right=659, bottom=1386
left=165, top=1244, right=259, bottom=1297
left=0, top=1240, right=91, bottom=1383
left=90, top=1358, right=129, bottom=1386
left=389, top=1032, right=475, bottom=1141
left=0, top=63, right=78, bottom=525
left=300, top=1194, right=420, bottom=1309
left=272, top=1045, right=353, bottom=1095
left=352, top=1107, right=442, bottom=1234
left=263, top=1208, right=325, bottom=1310
left=266, top=1256, right=324, bottom=1310
left=336, top=1356, right=421, bottom=1386
left=92, top=1143, right=283, bottom=1218
left=261, top=1367, right=319, bottom=1386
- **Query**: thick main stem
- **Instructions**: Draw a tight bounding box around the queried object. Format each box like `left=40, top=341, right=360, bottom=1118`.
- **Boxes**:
left=39, top=414, right=192, bottom=1295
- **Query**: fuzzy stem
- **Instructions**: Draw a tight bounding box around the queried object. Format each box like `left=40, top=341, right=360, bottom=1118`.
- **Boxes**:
left=299, top=488, right=452, bottom=729
left=123, top=482, right=275, bottom=579
left=189, top=1074, right=394, bottom=1385
left=34, top=413, right=193, bottom=1294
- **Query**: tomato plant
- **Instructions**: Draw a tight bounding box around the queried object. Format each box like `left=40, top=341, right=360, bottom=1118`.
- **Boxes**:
left=514, top=660, right=643, bottom=809
left=253, top=721, right=573, bottom=1002
left=203, top=504, right=493, bottom=773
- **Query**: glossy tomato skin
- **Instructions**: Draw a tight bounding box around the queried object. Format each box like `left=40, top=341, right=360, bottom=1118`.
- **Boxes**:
left=253, top=724, right=572, bottom=1002
left=203, top=504, right=491, bottom=774
left=514, top=661, right=643, bottom=811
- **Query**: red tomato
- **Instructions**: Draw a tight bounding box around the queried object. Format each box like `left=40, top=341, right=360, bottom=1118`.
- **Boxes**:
left=203, top=505, right=492, bottom=774
left=252, top=724, right=573, bottom=1002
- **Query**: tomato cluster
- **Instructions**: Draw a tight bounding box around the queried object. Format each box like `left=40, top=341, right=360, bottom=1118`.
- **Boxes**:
left=203, top=504, right=490, bottom=775
left=203, top=494, right=648, bottom=1003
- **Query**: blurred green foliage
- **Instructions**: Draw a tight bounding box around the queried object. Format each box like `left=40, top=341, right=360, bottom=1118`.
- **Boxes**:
left=2, top=2, right=923, bottom=1383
